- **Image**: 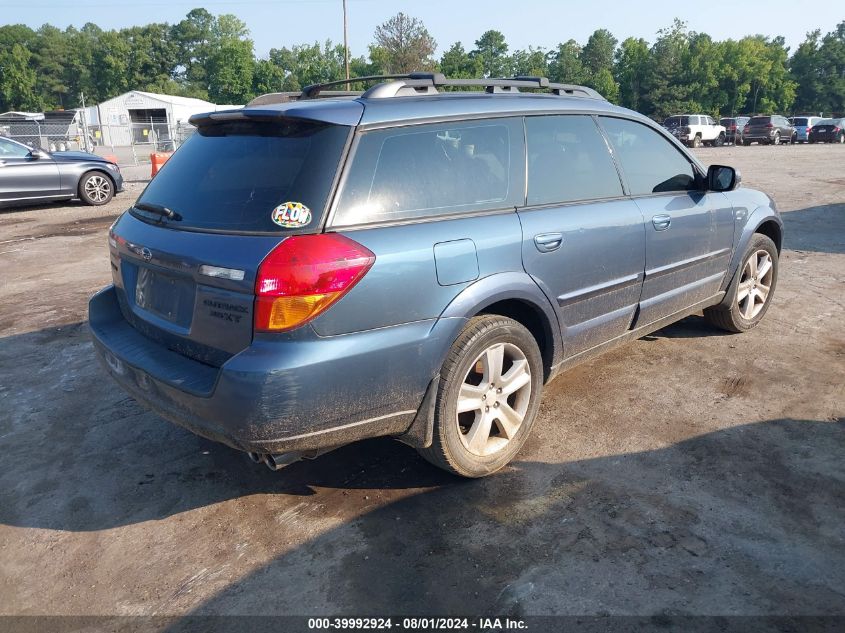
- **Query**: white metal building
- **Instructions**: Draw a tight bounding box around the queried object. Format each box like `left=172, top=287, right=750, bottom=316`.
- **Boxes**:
left=84, top=91, right=240, bottom=146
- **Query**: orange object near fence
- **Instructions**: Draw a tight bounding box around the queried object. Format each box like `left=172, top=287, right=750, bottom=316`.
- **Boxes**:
left=103, top=155, right=119, bottom=165
left=150, top=152, right=173, bottom=177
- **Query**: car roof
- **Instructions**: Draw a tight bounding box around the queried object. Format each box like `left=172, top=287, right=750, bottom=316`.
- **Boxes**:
left=195, top=91, right=643, bottom=130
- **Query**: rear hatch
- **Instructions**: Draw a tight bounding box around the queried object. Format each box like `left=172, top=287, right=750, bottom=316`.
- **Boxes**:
left=746, top=116, right=772, bottom=133
left=108, top=116, right=352, bottom=366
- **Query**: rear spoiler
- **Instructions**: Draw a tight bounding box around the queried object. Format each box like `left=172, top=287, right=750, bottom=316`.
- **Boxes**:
left=189, top=101, right=364, bottom=128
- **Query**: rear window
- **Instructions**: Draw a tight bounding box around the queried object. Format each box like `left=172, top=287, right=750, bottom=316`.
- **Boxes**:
left=749, top=116, right=771, bottom=125
left=816, top=119, right=836, bottom=126
left=331, top=118, right=522, bottom=227
left=792, top=118, right=809, bottom=126
left=663, top=116, right=690, bottom=127
left=720, top=118, right=735, bottom=125
left=133, top=120, right=350, bottom=233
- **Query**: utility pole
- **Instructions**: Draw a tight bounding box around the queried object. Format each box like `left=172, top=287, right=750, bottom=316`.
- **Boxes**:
left=343, top=0, right=350, bottom=81
left=79, top=91, right=91, bottom=153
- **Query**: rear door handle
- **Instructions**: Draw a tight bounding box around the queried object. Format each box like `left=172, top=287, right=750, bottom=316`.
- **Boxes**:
left=534, top=232, right=563, bottom=252
left=652, top=214, right=671, bottom=231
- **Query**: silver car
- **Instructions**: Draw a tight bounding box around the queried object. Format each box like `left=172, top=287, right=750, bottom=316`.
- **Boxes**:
left=0, top=136, right=123, bottom=208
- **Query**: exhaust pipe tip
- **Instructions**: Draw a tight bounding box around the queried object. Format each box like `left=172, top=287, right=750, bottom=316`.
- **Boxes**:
left=247, top=452, right=263, bottom=464
left=264, top=452, right=301, bottom=471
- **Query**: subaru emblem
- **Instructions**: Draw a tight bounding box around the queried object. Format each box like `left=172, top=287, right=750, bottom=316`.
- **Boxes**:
left=141, top=247, right=152, bottom=262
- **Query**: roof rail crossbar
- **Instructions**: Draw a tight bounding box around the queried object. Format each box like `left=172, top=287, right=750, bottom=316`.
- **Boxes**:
left=253, top=73, right=605, bottom=104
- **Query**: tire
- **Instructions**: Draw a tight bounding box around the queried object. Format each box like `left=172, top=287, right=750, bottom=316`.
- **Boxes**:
left=743, top=140, right=751, bottom=146
left=417, top=315, right=543, bottom=478
left=771, top=132, right=780, bottom=146
left=838, top=133, right=845, bottom=144
left=713, top=133, right=725, bottom=147
left=704, top=233, right=779, bottom=333
left=78, top=171, right=114, bottom=206
left=692, top=134, right=702, bottom=148
left=790, top=133, right=797, bottom=144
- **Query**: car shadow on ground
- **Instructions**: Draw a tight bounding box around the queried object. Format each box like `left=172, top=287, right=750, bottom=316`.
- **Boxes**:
left=157, top=417, right=843, bottom=619
left=781, top=203, right=845, bottom=255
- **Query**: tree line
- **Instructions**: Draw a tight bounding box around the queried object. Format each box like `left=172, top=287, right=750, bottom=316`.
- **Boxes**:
left=1, top=9, right=843, bottom=119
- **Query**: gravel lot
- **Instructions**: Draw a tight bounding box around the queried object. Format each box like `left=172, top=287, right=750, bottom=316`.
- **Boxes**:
left=0, top=144, right=843, bottom=621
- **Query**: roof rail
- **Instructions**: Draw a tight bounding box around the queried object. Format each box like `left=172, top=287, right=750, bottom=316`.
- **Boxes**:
left=290, top=73, right=605, bottom=101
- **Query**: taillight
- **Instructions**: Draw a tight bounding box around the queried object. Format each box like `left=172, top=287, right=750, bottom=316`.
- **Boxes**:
left=254, top=233, right=375, bottom=332
left=834, top=127, right=841, bottom=133
left=766, top=123, right=774, bottom=128
left=731, top=124, right=737, bottom=130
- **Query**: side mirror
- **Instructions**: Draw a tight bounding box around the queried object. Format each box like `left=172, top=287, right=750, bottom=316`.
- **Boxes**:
left=707, top=164, right=740, bottom=191
left=28, top=149, right=49, bottom=160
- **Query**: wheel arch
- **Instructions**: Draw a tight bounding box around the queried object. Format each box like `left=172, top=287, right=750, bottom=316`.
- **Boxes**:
left=437, top=272, right=562, bottom=382
left=721, top=207, right=784, bottom=292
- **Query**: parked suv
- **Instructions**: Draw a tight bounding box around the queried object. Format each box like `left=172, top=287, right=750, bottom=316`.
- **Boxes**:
left=89, top=73, right=783, bottom=478
left=789, top=116, right=824, bottom=143
left=742, top=115, right=796, bottom=145
left=663, top=114, right=726, bottom=147
left=720, top=116, right=750, bottom=144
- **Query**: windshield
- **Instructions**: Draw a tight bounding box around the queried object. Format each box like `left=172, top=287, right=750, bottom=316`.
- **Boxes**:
left=134, top=119, right=350, bottom=233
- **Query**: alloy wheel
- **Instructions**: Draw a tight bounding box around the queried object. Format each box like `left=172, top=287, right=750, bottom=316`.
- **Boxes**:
left=456, top=342, right=532, bottom=457
left=736, top=250, right=774, bottom=320
left=84, top=175, right=111, bottom=203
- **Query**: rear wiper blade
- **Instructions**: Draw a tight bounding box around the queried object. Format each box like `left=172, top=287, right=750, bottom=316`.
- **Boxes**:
left=134, top=201, right=182, bottom=221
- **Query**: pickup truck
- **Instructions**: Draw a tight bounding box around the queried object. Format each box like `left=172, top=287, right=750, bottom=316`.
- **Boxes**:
left=663, top=114, right=727, bottom=148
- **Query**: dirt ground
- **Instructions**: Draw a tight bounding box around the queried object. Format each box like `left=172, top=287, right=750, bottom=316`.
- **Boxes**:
left=0, top=144, right=843, bottom=622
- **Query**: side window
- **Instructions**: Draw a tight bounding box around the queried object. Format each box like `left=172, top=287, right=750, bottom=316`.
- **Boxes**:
left=0, top=138, right=31, bottom=158
left=332, top=118, right=521, bottom=226
left=525, top=115, right=623, bottom=205
left=600, top=117, right=698, bottom=195
left=690, top=116, right=700, bottom=126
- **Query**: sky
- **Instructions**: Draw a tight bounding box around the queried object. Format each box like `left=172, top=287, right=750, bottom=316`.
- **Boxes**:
left=0, top=0, right=828, bottom=59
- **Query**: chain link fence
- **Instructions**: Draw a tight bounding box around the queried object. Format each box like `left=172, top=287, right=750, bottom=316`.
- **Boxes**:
left=1, top=118, right=195, bottom=167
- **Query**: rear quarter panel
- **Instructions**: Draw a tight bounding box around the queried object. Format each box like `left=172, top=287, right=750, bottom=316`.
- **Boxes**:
left=311, top=212, right=525, bottom=336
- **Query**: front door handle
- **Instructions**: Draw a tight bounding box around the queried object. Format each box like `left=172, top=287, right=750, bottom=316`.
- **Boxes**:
left=652, top=214, right=671, bottom=231
left=534, top=232, right=563, bottom=252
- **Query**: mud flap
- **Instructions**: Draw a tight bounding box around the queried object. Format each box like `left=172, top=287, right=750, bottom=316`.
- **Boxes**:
left=395, top=374, right=439, bottom=449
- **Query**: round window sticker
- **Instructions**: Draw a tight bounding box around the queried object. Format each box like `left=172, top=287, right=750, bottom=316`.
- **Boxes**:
left=271, top=202, right=312, bottom=228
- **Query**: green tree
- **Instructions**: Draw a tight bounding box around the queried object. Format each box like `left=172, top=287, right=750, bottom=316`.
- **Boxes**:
left=510, top=47, right=548, bottom=78
left=614, top=37, right=649, bottom=111
left=206, top=15, right=254, bottom=103
left=581, top=29, right=617, bottom=76
left=790, top=30, right=823, bottom=112
left=548, top=40, right=585, bottom=84
left=91, top=30, right=131, bottom=101
left=471, top=30, right=510, bottom=77
left=370, top=12, right=436, bottom=73
left=172, top=8, right=215, bottom=96
left=816, top=22, right=845, bottom=114
left=642, top=19, right=697, bottom=118
left=0, top=42, right=40, bottom=111
left=440, top=42, right=482, bottom=78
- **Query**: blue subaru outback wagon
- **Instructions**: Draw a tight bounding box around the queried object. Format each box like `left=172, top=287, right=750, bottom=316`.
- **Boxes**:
left=89, top=73, right=783, bottom=477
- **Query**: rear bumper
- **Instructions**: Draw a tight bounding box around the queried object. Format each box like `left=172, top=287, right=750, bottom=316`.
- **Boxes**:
left=89, top=286, right=462, bottom=454
left=809, top=133, right=838, bottom=142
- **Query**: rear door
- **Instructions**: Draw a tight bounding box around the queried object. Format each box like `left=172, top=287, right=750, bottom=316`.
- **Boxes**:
left=0, top=138, right=61, bottom=201
left=517, top=115, right=645, bottom=357
left=109, top=117, right=352, bottom=365
left=599, top=116, right=734, bottom=326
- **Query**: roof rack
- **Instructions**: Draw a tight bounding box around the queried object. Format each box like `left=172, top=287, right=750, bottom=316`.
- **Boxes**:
left=248, top=73, right=605, bottom=106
